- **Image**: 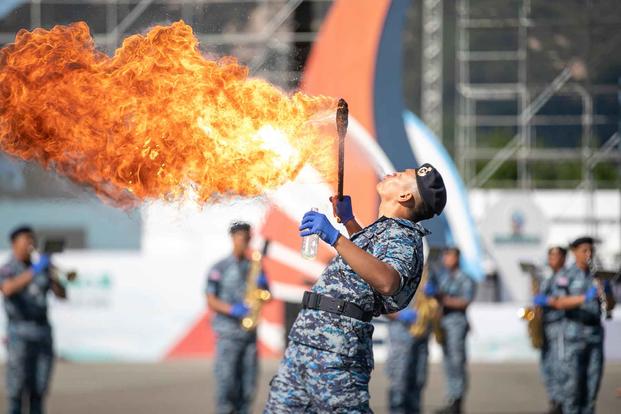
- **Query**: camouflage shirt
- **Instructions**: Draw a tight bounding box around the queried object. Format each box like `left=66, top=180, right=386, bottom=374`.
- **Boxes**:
left=432, top=267, right=476, bottom=321
left=563, top=263, right=602, bottom=342
left=434, top=268, right=476, bottom=301
left=539, top=267, right=569, bottom=324
left=289, top=217, right=427, bottom=364
left=0, top=256, right=52, bottom=339
left=206, top=254, right=255, bottom=338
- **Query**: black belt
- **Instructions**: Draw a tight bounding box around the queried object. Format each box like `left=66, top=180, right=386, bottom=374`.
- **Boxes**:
left=302, top=291, right=373, bottom=323
left=565, top=310, right=601, bottom=327
left=443, top=307, right=465, bottom=316
left=9, top=316, right=49, bottom=325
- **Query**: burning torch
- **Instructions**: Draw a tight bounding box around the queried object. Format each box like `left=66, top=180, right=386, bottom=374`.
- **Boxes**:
left=301, top=99, right=349, bottom=259
left=335, top=98, right=349, bottom=223
left=336, top=98, right=349, bottom=201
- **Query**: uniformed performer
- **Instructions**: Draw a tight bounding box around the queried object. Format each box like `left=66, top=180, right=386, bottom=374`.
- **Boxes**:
left=426, top=247, right=476, bottom=414
left=205, top=222, right=270, bottom=414
left=385, top=304, right=430, bottom=414
left=537, top=237, right=615, bottom=414
left=533, top=246, right=568, bottom=414
left=0, top=226, right=67, bottom=414
left=264, top=164, right=446, bottom=413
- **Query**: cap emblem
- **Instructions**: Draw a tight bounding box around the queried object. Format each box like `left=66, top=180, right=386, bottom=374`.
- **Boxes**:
left=417, top=166, right=432, bottom=177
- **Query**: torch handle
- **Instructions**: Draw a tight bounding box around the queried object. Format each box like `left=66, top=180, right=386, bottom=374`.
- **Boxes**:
left=336, top=98, right=349, bottom=202
left=338, top=138, right=344, bottom=201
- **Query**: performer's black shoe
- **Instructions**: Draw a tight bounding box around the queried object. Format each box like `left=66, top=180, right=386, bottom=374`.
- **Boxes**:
left=546, top=401, right=562, bottom=414
left=435, top=398, right=462, bottom=414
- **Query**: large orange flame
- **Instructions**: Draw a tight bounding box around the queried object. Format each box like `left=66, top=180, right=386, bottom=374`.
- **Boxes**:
left=0, top=21, right=337, bottom=207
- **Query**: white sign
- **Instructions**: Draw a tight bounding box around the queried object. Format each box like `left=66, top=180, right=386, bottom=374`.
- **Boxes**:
left=479, top=194, right=549, bottom=301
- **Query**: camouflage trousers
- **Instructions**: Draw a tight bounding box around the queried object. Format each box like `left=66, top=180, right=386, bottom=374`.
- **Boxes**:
left=214, top=333, right=258, bottom=414
left=386, top=322, right=429, bottom=414
left=540, top=322, right=564, bottom=404
left=440, top=314, right=469, bottom=402
left=5, top=333, right=54, bottom=414
left=562, top=337, right=603, bottom=414
left=264, top=341, right=372, bottom=413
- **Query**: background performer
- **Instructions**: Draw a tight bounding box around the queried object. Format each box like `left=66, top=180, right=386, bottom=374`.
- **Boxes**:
left=0, top=226, right=67, bottom=414
left=534, top=246, right=568, bottom=414
left=539, top=237, right=615, bottom=414
left=427, top=247, right=476, bottom=414
left=206, top=222, right=270, bottom=414
left=385, top=302, right=431, bottom=413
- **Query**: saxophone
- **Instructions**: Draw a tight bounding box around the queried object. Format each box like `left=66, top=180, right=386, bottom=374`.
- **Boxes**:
left=240, top=242, right=271, bottom=331
left=410, top=262, right=443, bottom=344
left=518, top=268, right=544, bottom=349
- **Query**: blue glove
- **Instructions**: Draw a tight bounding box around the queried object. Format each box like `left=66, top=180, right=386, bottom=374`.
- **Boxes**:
left=533, top=294, right=550, bottom=307
left=257, top=272, right=269, bottom=289
left=229, top=303, right=250, bottom=319
left=31, top=255, right=50, bottom=274
left=424, top=283, right=437, bottom=297
left=330, top=195, right=354, bottom=224
left=299, top=211, right=340, bottom=246
left=585, top=286, right=598, bottom=302
left=396, top=309, right=417, bottom=325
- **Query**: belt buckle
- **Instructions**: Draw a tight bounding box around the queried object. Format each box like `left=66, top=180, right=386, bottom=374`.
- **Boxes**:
left=335, top=298, right=345, bottom=314
left=309, top=292, right=320, bottom=309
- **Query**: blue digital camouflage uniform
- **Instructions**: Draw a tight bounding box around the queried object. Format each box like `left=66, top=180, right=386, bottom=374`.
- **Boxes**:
left=206, top=255, right=261, bottom=414
left=561, top=264, right=604, bottom=414
left=0, top=256, right=54, bottom=414
left=386, top=308, right=429, bottom=414
left=432, top=268, right=476, bottom=403
left=264, top=217, right=427, bottom=413
left=538, top=266, right=569, bottom=405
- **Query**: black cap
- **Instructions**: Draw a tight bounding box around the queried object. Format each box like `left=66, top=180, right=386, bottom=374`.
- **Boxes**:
left=229, top=221, right=251, bottom=234
left=415, top=163, right=447, bottom=218
left=548, top=245, right=568, bottom=256
left=9, top=225, right=34, bottom=243
left=570, top=236, right=596, bottom=248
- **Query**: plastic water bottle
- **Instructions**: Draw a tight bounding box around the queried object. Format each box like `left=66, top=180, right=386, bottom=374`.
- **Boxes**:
left=301, top=207, right=319, bottom=259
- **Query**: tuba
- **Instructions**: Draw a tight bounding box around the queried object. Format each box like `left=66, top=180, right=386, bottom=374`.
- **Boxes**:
left=410, top=252, right=443, bottom=344
left=518, top=262, right=544, bottom=349
left=240, top=241, right=272, bottom=331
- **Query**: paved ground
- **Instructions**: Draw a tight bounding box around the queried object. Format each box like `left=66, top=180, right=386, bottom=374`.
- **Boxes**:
left=0, top=360, right=619, bottom=413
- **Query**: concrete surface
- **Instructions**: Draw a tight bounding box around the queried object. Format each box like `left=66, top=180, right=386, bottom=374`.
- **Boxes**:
left=0, top=360, right=619, bottom=413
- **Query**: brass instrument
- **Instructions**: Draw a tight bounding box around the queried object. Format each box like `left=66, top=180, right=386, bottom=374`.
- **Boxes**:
left=49, top=265, right=77, bottom=283
left=518, top=262, right=544, bottom=349
left=35, top=238, right=78, bottom=283
left=410, top=249, right=443, bottom=344
left=241, top=241, right=272, bottom=331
